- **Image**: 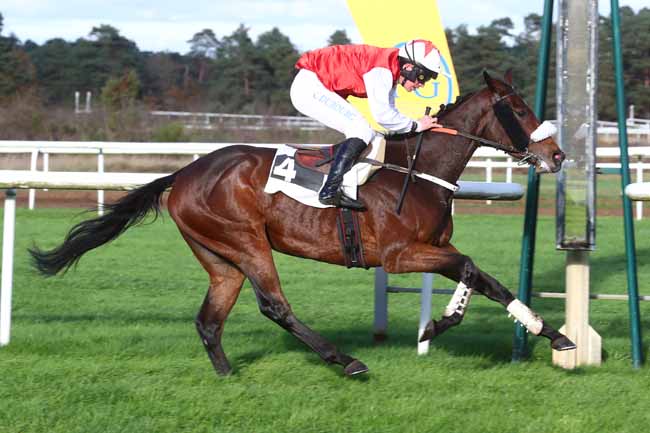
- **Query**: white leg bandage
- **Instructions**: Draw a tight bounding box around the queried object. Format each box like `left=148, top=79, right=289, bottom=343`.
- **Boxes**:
left=443, top=282, right=473, bottom=317
left=506, top=299, right=543, bottom=335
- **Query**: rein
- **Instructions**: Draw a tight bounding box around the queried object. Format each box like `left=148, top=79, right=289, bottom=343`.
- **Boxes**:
left=429, top=92, right=554, bottom=166
left=430, top=127, right=538, bottom=166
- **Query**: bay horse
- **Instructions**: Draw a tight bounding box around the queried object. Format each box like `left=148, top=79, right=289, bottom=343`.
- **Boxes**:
left=30, top=71, right=575, bottom=377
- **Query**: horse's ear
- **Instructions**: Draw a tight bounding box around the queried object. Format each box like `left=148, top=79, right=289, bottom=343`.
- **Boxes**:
left=483, top=69, right=492, bottom=83
left=483, top=70, right=498, bottom=93
left=504, top=68, right=514, bottom=86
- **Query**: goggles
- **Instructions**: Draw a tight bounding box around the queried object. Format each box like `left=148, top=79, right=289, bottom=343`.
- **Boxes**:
left=415, top=67, right=438, bottom=84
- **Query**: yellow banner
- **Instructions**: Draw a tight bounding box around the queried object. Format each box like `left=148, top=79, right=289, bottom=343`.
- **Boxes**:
left=346, top=0, right=459, bottom=130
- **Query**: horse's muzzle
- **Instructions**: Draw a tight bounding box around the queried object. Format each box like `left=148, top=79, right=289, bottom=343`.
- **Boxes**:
left=551, top=150, right=566, bottom=173
left=533, top=148, right=565, bottom=174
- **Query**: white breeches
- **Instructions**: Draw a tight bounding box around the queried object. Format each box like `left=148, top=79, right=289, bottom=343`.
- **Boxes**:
left=290, top=69, right=375, bottom=144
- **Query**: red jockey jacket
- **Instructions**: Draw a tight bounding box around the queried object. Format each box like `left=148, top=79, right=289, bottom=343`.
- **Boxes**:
left=295, top=44, right=415, bottom=133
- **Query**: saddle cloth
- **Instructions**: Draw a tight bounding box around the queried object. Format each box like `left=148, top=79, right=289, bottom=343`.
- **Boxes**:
left=264, top=135, right=386, bottom=208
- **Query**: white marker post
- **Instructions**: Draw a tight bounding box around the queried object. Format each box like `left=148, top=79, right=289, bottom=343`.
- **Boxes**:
left=552, top=0, right=601, bottom=368
left=0, top=189, right=16, bottom=346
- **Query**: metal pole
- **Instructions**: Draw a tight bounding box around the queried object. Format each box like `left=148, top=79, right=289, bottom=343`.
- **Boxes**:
left=513, top=0, right=554, bottom=361
left=1, top=189, right=17, bottom=346
left=418, top=273, right=433, bottom=355
left=97, top=149, right=105, bottom=216
left=635, top=158, right=643, bottom=220
left=28, top=150, right=38, bottom=210
left=374, top=267, right=388, bottom=341
left=611, top=0, right=643, bottom=368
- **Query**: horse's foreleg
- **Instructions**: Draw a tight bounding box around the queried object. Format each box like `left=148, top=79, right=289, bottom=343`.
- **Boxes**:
left=459, top=266, right=575, bottom=351
left=243, top=250, right=368, bottom=376
left=385, top=243, right=575, bottom=351
left=182, top=234, right=245, bottom=376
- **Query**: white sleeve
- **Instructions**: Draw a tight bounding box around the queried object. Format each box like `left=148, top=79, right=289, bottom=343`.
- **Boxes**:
left=363, top=67, right=416, bottom=134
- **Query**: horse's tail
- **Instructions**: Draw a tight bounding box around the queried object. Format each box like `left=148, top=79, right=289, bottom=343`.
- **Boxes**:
left=29, top=172, right=178, bottom=276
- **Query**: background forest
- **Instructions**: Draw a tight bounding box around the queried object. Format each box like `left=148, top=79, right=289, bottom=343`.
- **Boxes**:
left=0, top=7, right=649, bottom=141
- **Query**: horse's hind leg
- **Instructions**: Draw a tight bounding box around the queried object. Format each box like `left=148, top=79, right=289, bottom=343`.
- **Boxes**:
left=243, top=249, right=368, bottom=376
left=182, top=234, right=245, bottom=376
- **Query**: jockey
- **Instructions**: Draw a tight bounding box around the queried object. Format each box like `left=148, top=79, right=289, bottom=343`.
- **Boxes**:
left=290, top=39, right=444, bottom=210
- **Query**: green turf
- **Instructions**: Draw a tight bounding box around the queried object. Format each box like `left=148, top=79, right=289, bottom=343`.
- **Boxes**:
left=1, top=208, right=649, bottom=433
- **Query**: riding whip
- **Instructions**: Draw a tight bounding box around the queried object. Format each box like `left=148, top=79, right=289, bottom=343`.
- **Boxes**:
left=395, top=106, right=431, bottom=215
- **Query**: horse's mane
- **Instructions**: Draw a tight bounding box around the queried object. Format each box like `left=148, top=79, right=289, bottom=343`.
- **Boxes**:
left=435, top=91, right=477, bottom=120
left=385, top=91, right=477, bottom=141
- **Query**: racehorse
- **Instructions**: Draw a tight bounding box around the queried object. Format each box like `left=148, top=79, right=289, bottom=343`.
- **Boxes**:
left=30, top=71, right=575, bottom=377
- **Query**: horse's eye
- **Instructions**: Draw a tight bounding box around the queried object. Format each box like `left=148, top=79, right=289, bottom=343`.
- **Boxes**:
left=515, top=110, right=527, bottom=117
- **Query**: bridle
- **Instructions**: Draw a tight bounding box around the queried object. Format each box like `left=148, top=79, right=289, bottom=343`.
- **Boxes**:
left=491, top=92, right=530, bottom=153
left=432, top=91, right=554, bottom=167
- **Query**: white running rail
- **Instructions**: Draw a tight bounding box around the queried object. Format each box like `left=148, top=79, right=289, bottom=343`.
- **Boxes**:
left=2, top=142, right=650, bottom=218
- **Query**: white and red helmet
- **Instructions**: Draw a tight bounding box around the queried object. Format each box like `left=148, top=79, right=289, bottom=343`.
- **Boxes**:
left=398, top=39, right=442, bottom=83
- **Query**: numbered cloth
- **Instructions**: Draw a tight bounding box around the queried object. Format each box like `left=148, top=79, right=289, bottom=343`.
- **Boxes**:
left=264, top=136, right=386, bottom=208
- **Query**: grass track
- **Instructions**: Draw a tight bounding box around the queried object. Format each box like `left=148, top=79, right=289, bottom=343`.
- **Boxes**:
left=1, top=208, right=649, bottom=433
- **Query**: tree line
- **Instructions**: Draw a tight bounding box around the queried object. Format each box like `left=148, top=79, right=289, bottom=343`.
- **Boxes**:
left=0, top=7, right=648, bottom=121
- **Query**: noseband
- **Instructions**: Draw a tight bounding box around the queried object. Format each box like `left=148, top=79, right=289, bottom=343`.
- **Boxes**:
left=492, top=92, right=530, bottom=153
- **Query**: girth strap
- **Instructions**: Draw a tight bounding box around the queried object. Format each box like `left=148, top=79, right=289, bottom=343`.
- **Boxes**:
left=336, top=208, right=368, bottom=269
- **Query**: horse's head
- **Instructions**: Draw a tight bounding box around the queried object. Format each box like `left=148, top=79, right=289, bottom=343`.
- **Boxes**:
left=482, top=70, right=565, bottom=173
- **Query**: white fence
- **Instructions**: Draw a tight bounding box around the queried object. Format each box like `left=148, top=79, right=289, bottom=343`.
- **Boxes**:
left=0, top=141, right=281, bottom=212
left=149, top=110, right=650, bottom=139
left=1, top=141, right=650, bottom=219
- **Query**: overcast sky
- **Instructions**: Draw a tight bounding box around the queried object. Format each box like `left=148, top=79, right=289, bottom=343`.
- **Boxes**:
left=2, top=0, right=648, bottom=53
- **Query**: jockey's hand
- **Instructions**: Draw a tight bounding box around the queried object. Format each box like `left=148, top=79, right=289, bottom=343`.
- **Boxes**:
left=416, top=116, right=443, bottom=132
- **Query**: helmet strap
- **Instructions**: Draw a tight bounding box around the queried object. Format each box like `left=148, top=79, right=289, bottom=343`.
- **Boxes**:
left=400, top=63, right=419, bottom=83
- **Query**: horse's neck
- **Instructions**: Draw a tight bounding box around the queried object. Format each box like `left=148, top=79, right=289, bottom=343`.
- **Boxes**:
left=387, top=93, right=490, bottom=184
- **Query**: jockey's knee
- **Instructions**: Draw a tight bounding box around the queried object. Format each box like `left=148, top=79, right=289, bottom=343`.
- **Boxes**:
left=344, top=124, right=373, bottom=144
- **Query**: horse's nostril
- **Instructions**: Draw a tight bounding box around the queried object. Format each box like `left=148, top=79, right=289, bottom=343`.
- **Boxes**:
left=553, top=152, right=565, bottom=164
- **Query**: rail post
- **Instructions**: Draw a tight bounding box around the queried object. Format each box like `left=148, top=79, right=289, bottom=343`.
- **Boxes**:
left=513, top=0, right=554, bottom=362
left=611, top=0, right=643, bottom=368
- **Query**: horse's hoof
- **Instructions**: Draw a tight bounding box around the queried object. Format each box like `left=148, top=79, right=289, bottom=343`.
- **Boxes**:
left=373, top=333, right=388, bottom=344
left=344, top=359, right=369, bottom=376
left=214, top=365, right=233, bottom=376
left=551, top=335, right=577, bottom=351
left=419, top=320, right=437, bottom=342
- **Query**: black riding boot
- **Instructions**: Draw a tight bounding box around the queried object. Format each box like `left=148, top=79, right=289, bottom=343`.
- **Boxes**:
left=319, top=137, right=367, bottom=210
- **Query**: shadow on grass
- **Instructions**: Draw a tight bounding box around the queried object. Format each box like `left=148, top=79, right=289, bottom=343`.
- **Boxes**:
left=15, top=312, right=195, bottom=324
left=253, top=318, right=540, bottom=367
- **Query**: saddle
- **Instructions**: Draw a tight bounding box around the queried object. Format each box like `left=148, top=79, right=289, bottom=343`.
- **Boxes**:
left=288, top=137, right=383, bottom=177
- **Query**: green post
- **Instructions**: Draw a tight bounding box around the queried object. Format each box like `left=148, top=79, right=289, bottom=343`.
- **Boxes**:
left=512, top=0, right=554, bottom=362
left=611, top=0, right=643, bottom=368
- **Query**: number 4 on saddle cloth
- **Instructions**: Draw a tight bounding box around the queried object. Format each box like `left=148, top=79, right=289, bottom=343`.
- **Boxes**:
left=264, top=135, right=386, bottom=208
